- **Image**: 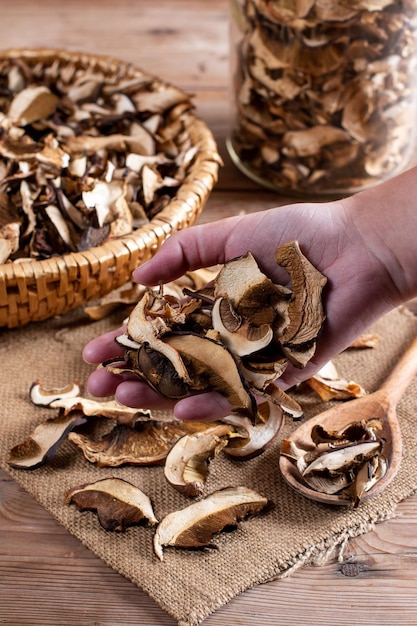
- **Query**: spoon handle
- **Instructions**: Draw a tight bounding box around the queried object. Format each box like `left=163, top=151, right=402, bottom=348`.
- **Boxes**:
left=379, top=334, right=417, bottom=406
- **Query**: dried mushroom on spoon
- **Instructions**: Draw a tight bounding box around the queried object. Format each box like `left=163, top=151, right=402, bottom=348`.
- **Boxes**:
left=108, top=240, right=327, bottom=426
left=281, top=418, right=387, bottom=506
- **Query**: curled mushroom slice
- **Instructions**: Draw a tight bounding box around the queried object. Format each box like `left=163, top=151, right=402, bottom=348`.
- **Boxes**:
left=8, top=411, right=87, bottom=470
left=29, top=381, right=82, bottom=406
left=212, top=296, right=273, bottom=357
left=153, top=486, right=268, bottom=560
left=65, top=477, right=158, bottom=531
left=305, top=360, right=366, bottom=401
left=214, top=251, right=287, bottom=326
left=276, top=241, right=327, bottom=364
left=164, top=424, right=237, bottom=496
left=223, top=400, right=284, bottom=460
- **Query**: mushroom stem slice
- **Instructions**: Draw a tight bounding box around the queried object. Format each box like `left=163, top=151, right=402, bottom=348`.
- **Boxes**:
left=164, top=424, right=236, bottom=496
left=153, top=486, right=268, bottom=560
left=65, top=477, right=158, bottom=531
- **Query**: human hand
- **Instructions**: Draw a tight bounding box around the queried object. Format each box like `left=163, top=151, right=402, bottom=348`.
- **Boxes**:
left=83, top=166, right=417, bottom=420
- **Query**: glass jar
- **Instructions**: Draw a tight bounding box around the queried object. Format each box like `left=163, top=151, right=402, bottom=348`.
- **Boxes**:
left=227, top=0, right=417, bottom=197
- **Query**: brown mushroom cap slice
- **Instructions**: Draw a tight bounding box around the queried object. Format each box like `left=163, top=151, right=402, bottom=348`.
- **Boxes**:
left=68, top=419, right=215, bottom=467
left=223, top=400, right=285, bottom=460
left=65, top=477, right=158, bottom=531
left=164, top=424, right=237, bottom=496
left=153, top=486, right=268, bottom=560
left=8, top=411, right=87, bottom=470
left=29, top=381, right=82, bottom=406
left=163, top=333, right=257, bottom=420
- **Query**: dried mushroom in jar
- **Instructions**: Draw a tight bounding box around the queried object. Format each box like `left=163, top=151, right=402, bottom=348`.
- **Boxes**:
left=228, top=0, right=417, bottom=195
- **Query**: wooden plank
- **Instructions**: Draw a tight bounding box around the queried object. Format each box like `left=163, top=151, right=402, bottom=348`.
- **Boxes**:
left=1, top=470, right=417, bottom=625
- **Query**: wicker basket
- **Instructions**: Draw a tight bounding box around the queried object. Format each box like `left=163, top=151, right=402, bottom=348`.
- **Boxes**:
left=0, top=48, right=220, bottom=329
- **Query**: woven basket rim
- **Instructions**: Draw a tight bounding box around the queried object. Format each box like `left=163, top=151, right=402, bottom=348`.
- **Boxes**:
left=0, top=48, right=221, bottom=327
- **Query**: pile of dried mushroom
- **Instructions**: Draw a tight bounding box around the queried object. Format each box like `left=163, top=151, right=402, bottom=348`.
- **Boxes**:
left=9, top=241, right=332, bottom=557
left=230, top=0, right=417, bottom=194
left=0, top=53, right=201, bottom=264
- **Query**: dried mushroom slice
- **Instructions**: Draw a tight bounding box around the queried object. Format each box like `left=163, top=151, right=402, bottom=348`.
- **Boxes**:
left=30, top=381, right=82, bottom=406
left=214, top=251, right=289, bottom=327
left=47, top=396, right=152, bottom=426
left=153, top=486, right=268, bottom=560
left=65, top=477, right=158, bottom=531
left=276, top=241, right=327, bottom=365
left=223, top=400, right=284, bottom=460
left=8, top=411, right=87, bottom=470
left=164, top=424, right=238, bottom=496
left=68, top=419, right=216, bottom=467
left=212, top=296, right=273, bottom=356
left=305, top=360, right=366, bottom=401
left=163, top=333, right=257, bottom=420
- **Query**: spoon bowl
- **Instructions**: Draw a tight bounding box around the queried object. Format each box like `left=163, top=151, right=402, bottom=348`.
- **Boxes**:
left=279, top=334, right=417, bottom=505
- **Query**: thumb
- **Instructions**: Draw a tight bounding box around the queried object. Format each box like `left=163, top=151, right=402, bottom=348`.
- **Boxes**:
left=132, top=216, right=242, bottom=286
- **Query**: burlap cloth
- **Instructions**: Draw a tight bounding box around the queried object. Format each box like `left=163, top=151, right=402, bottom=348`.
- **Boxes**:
left=1, top=305, right=417, bottom=625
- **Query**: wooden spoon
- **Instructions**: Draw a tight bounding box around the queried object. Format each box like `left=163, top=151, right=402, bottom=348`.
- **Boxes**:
left=279, top=334, right=417, bottom=505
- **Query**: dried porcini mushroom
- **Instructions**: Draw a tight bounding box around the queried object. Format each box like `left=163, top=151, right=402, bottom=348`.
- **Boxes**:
left=153, top=486, right=268, bottom=560
left=229, top=0, right=417, bottom=194
left=223, top=399, right=284, bottom=460
left=29, top=381, right=82, bottom=406
left=0, top=52, right=219, bottom=263
left=281, top=418, right=387, bottom=506
left=305, top=360, right=366, bottom=402
left=109, top=241, right=326, bottom=425
left=8, top=410, right=87, bottom=470
left=68, top=418, right=219, bottom=467
left=163, top=423, right=239, bottom=496
left=65, top=477, right=158, bottom=531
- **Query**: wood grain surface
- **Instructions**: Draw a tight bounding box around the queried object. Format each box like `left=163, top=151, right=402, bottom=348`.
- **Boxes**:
left=1, top=2, right=417, bottom=624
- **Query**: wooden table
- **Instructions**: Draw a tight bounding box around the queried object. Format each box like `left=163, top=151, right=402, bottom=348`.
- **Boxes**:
left=1, top=2, right=417, bottom=624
